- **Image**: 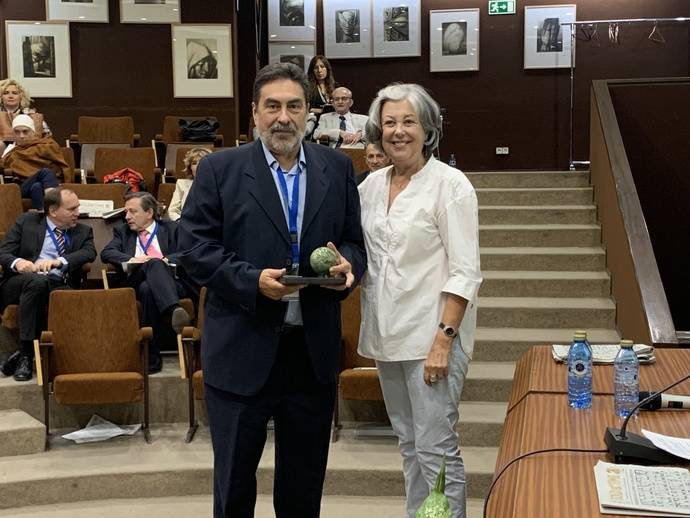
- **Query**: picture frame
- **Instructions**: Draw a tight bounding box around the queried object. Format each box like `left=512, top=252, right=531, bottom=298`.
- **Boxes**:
left=268, top=0, right=316, bottom=42
left=429, top=8, right=479, bottom=72
left=323, top=0, right=372, bottom=59
left=46, top=0, right=109, bottom=23
left=120, top=0, right=181, bottom=24
left=171, top=24, right=233, bottom=98
left=372, top=0, right=420, bottom=58
left=268, top=43, right=316, bottom=73
left=524, top=4, right=576, bottom=69
left=4, top=21, right=72, bottom=98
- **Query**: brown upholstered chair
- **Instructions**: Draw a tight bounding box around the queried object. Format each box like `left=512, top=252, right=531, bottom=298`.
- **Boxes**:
left=92, top=147, right=161, bottom=196
left=37, top=288, right=153, bottom=445
left=62, top=182, right=128, bottom=210
left=154, top=116, right=223, bottom=171
left=158, top=182, right=176, bottom=217
left=332, top=285, right=384, bottom=442
left=71, top=116, right=139, bottom=146
left=59, top=146, right=76, bottom=184
left=181, top=286, right=206, bottom=442
left=0, top=183, right=22, bottom=242
left=337, top=148, right=368, bottom=175
left=78, top=143, right=131, bottom=182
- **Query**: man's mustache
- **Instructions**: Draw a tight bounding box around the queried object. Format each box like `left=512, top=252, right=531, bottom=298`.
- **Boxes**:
left=270, top=123, right=297, bottom=134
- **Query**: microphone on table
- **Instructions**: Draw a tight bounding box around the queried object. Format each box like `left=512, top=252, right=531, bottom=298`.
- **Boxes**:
left=639, top=391, right=690, bottom=410
left=604, top=372, right=690, bottom=465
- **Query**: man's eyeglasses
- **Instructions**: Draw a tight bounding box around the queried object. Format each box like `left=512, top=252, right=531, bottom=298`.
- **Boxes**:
left=333, top=97, right=351, bottom=102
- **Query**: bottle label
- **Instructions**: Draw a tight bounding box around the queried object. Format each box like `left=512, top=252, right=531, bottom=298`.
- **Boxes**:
left=570, top=359, right=590, bottom=377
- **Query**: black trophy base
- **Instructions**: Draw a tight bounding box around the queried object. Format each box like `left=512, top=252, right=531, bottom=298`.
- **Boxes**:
left=280, top=275, right=345, bottom=286
left=604, top=427, right=685, bottom=465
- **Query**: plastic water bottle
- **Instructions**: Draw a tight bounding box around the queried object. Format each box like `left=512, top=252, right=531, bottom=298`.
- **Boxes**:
left=448, top=153, right=457, bottom=168
left=614, top=339, right=639, bottom=418
left=568, top=330, right=592, bottom=409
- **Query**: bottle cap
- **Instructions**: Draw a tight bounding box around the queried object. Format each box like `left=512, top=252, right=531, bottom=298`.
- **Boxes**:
left=620, top=339, right=634, bottom=348
left=573, top=330, right=587, bottom=339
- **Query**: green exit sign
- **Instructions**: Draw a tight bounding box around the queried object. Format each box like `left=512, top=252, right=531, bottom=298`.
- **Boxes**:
left=489, top=0, right=516, bottom=15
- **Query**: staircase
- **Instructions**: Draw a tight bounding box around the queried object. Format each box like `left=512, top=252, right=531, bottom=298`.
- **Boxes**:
left=0, top=170, right=621, bottom=517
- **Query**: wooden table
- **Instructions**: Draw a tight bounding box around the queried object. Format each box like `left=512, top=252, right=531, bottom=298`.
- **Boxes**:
left=488, top=346, right=690, bottom=518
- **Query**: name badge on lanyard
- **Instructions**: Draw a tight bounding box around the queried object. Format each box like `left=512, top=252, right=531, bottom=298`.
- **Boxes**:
left=276, top=167, right=300, bottom=271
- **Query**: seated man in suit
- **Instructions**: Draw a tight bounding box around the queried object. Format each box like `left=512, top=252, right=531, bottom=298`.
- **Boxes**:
left=357, top=142, right=391, bottom=185
left=101, top=192, right=194, bottom=373
left=313, top=86, right=368, bottom=149
left=0, top=187, right=96, bottom=381
left=1, top=114, right=67, bottom=210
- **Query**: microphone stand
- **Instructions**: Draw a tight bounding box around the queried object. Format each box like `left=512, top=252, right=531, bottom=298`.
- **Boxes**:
left=605, top=372, right=690, bottom=465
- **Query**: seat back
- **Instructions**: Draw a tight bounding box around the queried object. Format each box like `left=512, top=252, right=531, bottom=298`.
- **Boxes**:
left=167, top=143, right=213, bottom=179
left=337, top=148, right=368, bottom=175
left=0, top=183, right=23, bottom=241
left=340, top=286, right=375, bottom=369
left=47, top=288, right=142, bottom=378
left=62, top=183, right=127, bottom=209
left=93, top=147, right=157, bottom=188
left=80, top=143, right=131, bottom=175
left=59, top=147, right=76, bottom=183
left=77, top=116, right=135, bottom=144
left=161, top=115, right=220, bottom=144
left=158, top=182, right=176, bottom=215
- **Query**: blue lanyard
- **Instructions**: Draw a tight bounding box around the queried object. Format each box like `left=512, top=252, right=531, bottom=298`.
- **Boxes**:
left=137, top=222, right=159, bottom=255
left=275, top=166, right=300, bottom=267
left=46, top=226, right=70, bottom=256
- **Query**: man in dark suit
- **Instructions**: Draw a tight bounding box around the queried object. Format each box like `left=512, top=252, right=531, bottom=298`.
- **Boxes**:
left=101, top=192, right=193, bottom=373
left=177, top=63, right=366, bottom=518
left=0, top=187, right=96, bottom=381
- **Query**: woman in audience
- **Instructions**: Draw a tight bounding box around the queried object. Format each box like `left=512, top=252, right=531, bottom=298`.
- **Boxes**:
left=357, top=83, right=482, bottom=518
left=167, top=147, right=211, bottom=221
left=306, top=55, right=335, bottom=113
left=0, top=79, right=51, bottom=142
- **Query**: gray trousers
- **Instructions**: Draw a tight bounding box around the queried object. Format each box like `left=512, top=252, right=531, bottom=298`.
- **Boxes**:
left=376, top=339, right=470, bottom=518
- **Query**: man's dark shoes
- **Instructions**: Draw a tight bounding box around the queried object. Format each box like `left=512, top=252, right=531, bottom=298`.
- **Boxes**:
left=13, top=355, right=33, bottom=382
left=0, top=350, right=21, bottom=376
left=171, top=306, right=190, bottom=334
left=148, top=354, right=163, bottom=374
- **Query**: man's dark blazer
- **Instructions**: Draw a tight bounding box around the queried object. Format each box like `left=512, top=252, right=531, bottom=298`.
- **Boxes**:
left=0, top=212, right=96, bottom=290
left=178, top=139, right=367, bottom=396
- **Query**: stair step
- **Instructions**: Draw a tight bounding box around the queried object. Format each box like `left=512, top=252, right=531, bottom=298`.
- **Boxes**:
left=476, top=187, right=593, bottom=206
left=0, top=409, right=45, bottom=457
left=462, top=361, right=515, bottom=402
left=479, top=205, right=596, bottom=225
left=479, top=224, right=601, bottom=247
left=0, top=495, right=487, bottom=518
left=480, top=246, right=606, bottom=271
left=479, top=270, right=610, bottom=297
left=458, top=402, right=507, bottom=447
left=473, top=327, right=621, bottom=361
left=0, top=424, right=497, bottom=509
left=467, top=171, right=590, bottom=188
left=477, top=297, right=616, bottom=329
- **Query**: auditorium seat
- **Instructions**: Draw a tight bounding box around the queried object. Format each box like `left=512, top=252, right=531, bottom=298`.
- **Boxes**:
left=70, top=116, right=139, bottom=146
left=0, top=183, right=22, bottom=242
left=92, top=147, right=161, bottom=196
left=337, top=148, right=368, bottom=175
left=180, top=286, right=206, bottom=442
left=62, top=182, right=127, bottom=209
left=154, top=116, right=223, bottom=173
left=158, top=182, right=176, bottom=217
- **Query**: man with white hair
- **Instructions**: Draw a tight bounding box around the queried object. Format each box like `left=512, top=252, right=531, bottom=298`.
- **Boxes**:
left=1, top=114, right=67, bottom=210
left=313, top=86, right=368, bottom=149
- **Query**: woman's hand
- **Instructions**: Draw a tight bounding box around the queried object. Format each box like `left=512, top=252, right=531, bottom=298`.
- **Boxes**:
left=423, top=330, right=452, bottom=386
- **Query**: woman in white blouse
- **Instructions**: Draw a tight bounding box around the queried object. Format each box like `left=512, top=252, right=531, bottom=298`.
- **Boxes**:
left=167, top=147, right=211, bottom=221
left=358, top=84, right=482, bottom=518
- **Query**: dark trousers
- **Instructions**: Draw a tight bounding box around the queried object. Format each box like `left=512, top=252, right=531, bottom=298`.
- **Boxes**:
left=0, top=273, right=69, bottom=354
left=205, top=329, right=336, bottom=518
left=127, top=258, right=186, bottom=354
left=20, top=168, right=59, bottom=210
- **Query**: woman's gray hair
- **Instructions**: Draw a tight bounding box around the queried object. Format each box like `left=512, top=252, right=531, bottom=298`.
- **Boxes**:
left=365, top=83, right=442, bottom=159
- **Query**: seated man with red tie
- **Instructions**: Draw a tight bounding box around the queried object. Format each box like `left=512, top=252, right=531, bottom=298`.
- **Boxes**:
left=0, top=187, right=96, bottom=381
left=101, top=192, right=195, bottom=373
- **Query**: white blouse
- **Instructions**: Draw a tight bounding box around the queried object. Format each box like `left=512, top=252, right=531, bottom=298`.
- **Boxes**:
left=167, top=179, right=193, bottom=221
left=357, top=157, right=482, bottom=361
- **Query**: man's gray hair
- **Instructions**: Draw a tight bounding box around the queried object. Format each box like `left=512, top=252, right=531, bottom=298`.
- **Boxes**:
left=365, top=83, right=442, bottom=159
left=125, top=192, right=160, bottom=219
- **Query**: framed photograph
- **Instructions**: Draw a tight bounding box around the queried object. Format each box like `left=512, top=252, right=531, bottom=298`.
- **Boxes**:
left=372, top=0, right=420, bottom=57
left=269, top=43, right=316, bottom=73
left=4, top=21, right=72, bottom=97
left=172, top=24, right=233, bottom=98
left=429, top=9, right=479, bottom=72
left=323, top=0, right=372, bottom=59
left=268, top=0, right=316, bottom=42
left=120, top=0, right=180, bottom=24
left=524, top=5, right=576, bottom=69
left=46, top=0, right=109, bottom=23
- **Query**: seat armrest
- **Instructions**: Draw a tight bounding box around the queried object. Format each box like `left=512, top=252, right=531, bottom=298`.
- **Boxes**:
left=214, top=134, right=224, bottom=147
left=69, top=133, right=79, bottom=143
left=182, top=326, right=201, bottom=341
left=40, top=331, right=54, bottom=347
left=139, top=326, right=153, bottom=343
left=133, top=133, right=141, bottom=147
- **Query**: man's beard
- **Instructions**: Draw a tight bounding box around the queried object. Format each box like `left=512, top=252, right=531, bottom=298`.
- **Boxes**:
left=259, top=121, right=304, bottom=156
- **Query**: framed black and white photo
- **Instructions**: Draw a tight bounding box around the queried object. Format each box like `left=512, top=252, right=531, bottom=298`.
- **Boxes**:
left=120, top=0, right=180, bottom=24
left=524, top=5, right=576, bottom=69
left=46, top=0, right=109, bottom=23
left=269, top=43, right=315, bottom=73
left=429, top=9, right=479, bottom=72
left=323, top=0, right=372, bottom=59
left=268, top=0, right=316, bottom=42
left=5, top=21, right=72, bottom=97
left=172, top=24, right=233, bottom=98
left=372, top=0, right=420, bottom=57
